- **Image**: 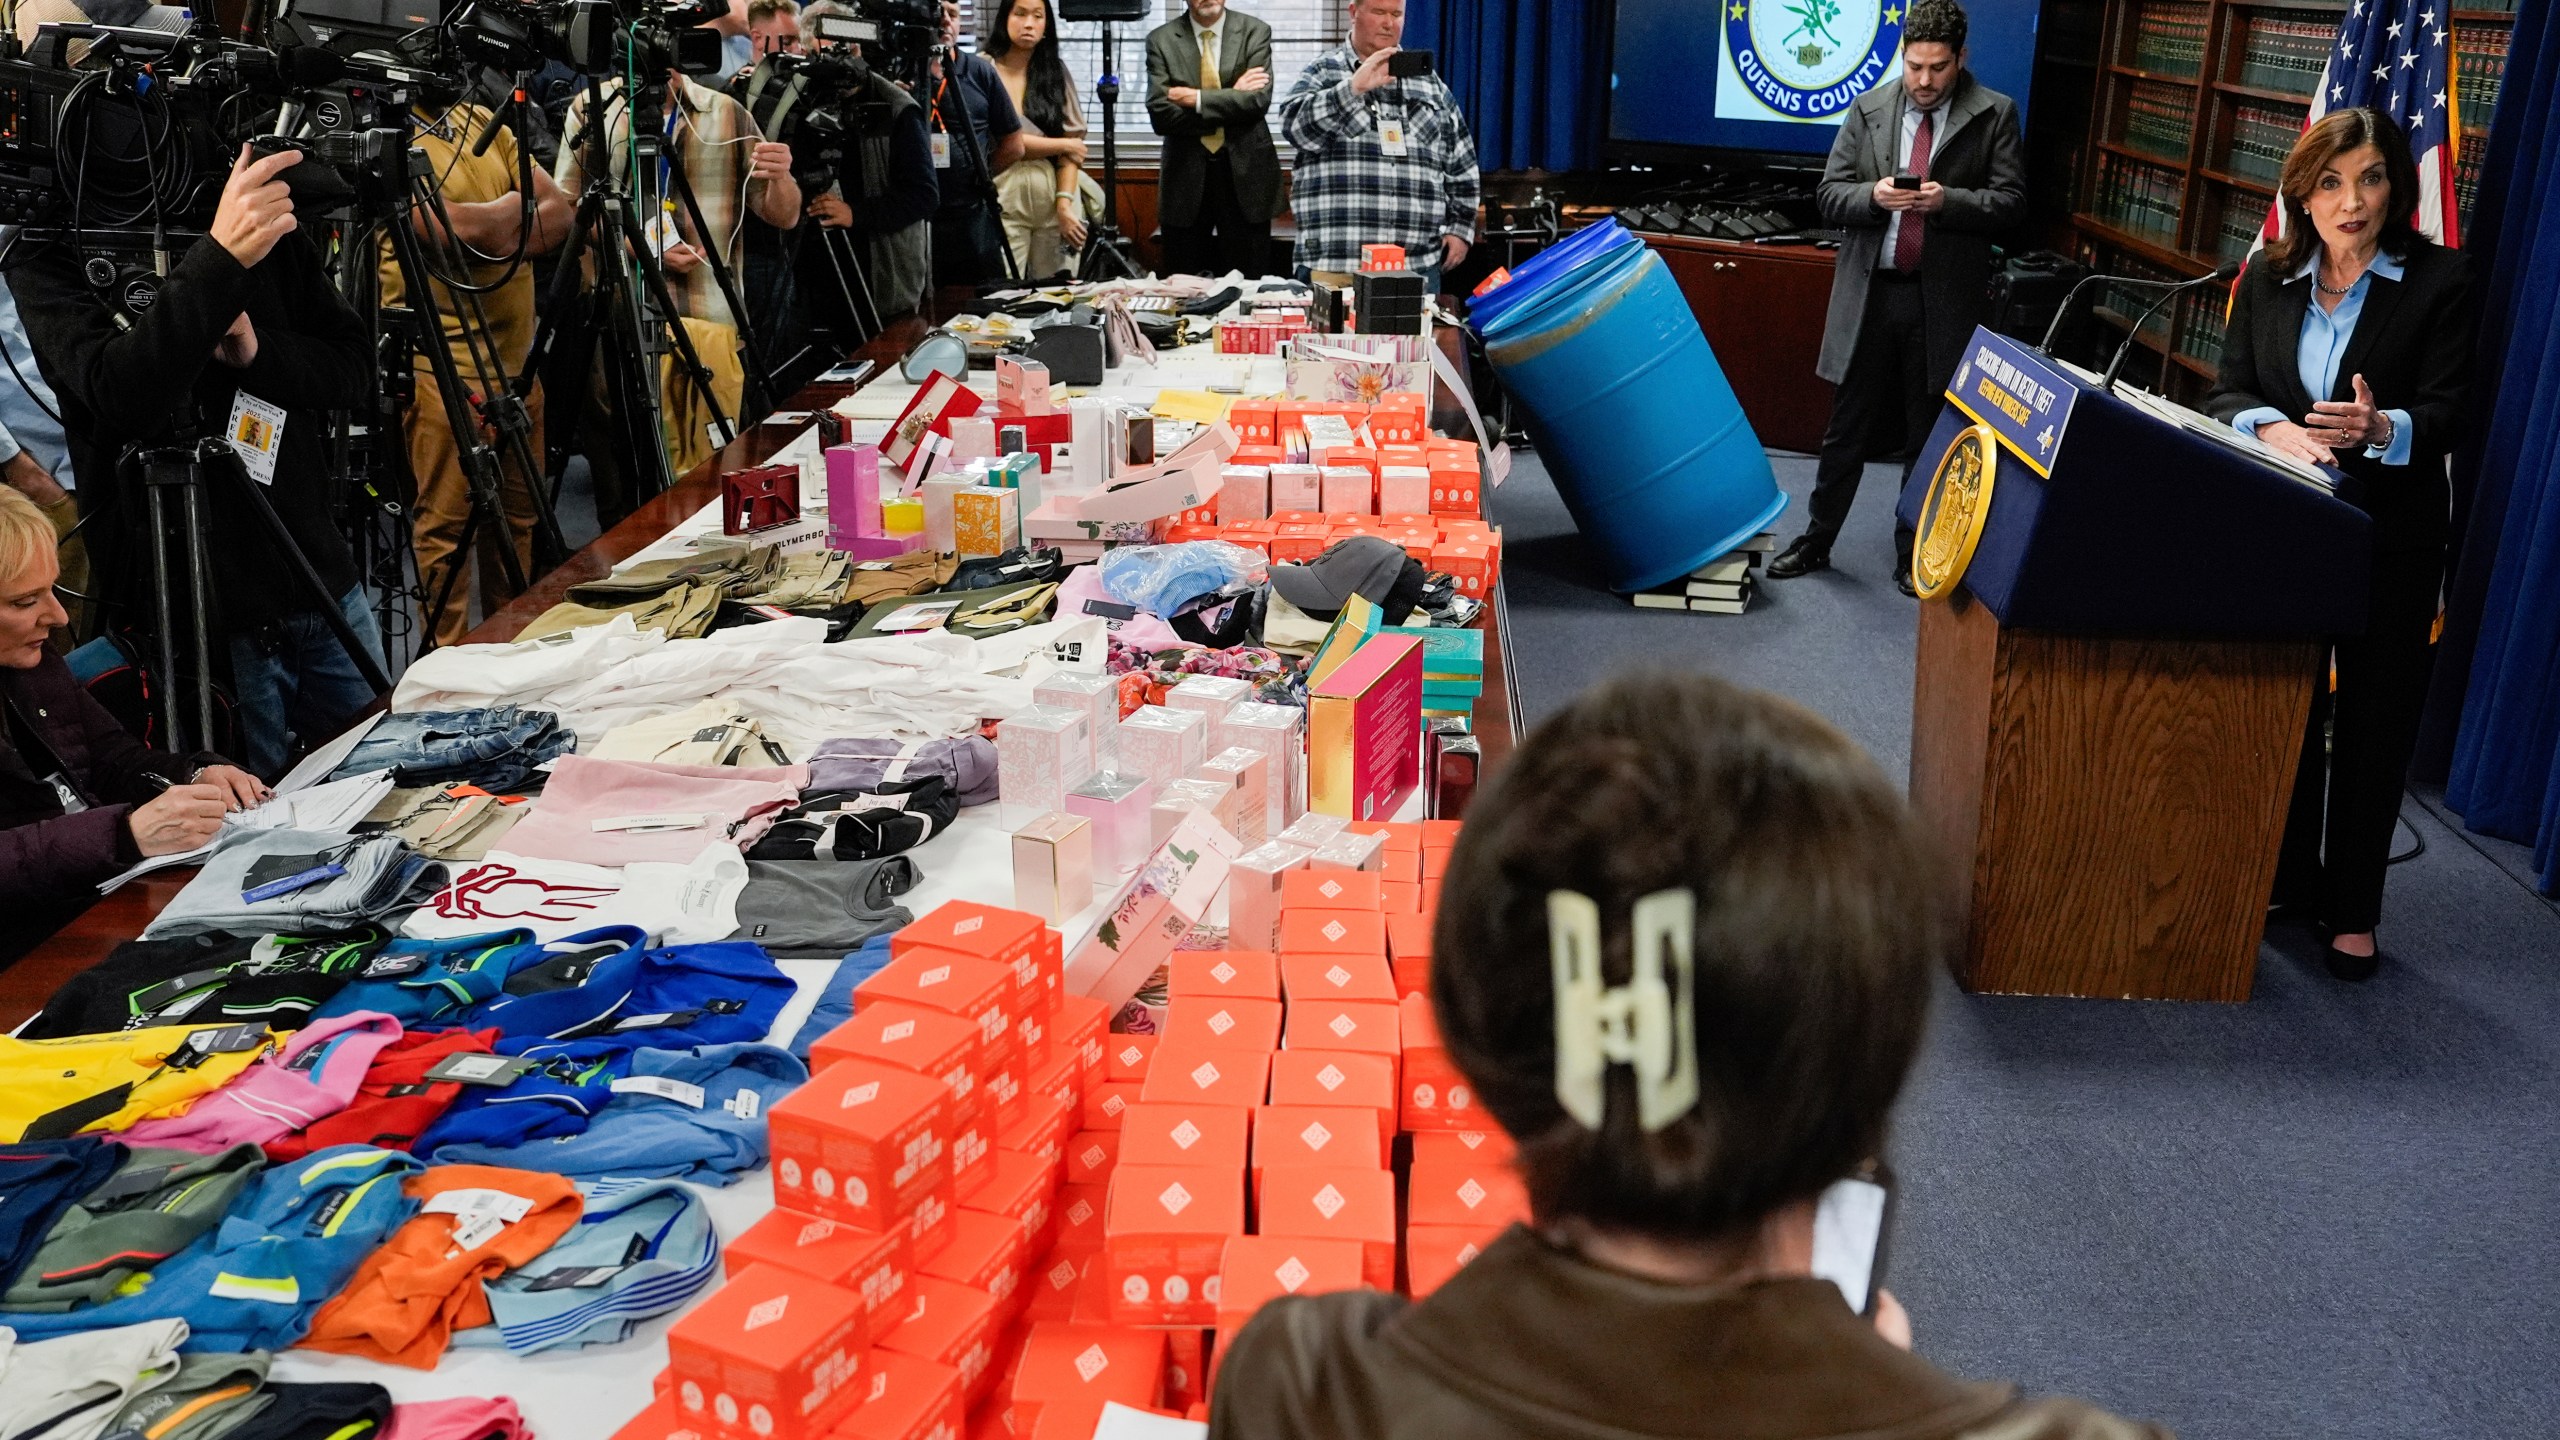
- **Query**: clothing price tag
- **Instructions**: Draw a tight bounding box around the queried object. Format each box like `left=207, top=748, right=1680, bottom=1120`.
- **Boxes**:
left=363, top=953, right=430, bottom=979
left=850, top=792, right=912, bottom=813
left=225, top=392, right=287, bottom=486
left=1378, top=117, right=1411, bottom=158
left=183, top=1023, right=270, bottom=1056
left=612, top=1074, right=707, bottom=1108
left=931, top=132, right=952, bottom=169
left=724, top=1088, right=760, bottom=1120
left=426, top=1053, right=538, bottom=1087
left=525, top=1263, right=626, bottom=1291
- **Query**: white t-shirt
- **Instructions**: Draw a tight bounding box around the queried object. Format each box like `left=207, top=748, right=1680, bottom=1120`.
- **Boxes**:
left=0, top=1319, right=189, bottom=1440
left=398, top=844, right=748, bottom=945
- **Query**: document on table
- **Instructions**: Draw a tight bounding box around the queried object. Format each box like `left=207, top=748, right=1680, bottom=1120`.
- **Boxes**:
left=95, top=769, right=398, bottom=893
left=276, top=712, right=382, bottom=794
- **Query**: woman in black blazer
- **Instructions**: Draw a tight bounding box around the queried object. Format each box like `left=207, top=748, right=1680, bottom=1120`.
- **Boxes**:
left=2206, top=108, right=2477, bottom=981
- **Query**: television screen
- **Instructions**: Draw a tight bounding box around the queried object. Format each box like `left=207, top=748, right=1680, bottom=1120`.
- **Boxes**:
left=1607, top=0, right=2039, bottom=159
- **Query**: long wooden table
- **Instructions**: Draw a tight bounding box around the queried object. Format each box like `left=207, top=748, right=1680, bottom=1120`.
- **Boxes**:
left=2, top=293, right=1517, bottom=1028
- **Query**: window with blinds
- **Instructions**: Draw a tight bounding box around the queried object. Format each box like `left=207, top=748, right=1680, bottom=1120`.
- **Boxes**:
left=955, top=0, right=1350, bottom=161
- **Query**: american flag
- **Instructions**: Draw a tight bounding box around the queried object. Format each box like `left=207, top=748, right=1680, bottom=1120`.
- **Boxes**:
left=2260, top=0, right=2464, bottom=249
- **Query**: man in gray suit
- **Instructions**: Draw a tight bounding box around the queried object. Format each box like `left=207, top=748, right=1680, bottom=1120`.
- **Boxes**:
left=1766, top=0, right=2024, bottom=596
left=1146, top=0, right=1281, bottom=277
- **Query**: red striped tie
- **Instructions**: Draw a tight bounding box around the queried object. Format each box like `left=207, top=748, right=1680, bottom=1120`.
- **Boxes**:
left=1894, top=108, right=1934, bottom=274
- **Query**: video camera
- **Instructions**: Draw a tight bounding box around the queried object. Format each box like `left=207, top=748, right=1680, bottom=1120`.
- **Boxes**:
left=443, top=0, right=729, bottom=80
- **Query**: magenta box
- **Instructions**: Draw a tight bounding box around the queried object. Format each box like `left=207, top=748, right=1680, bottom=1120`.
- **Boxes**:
left=825, top=444, right=884, bottom=548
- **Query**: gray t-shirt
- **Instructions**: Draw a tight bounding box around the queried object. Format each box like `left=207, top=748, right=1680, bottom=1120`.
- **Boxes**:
left=731, top=856, right=919, bottom=959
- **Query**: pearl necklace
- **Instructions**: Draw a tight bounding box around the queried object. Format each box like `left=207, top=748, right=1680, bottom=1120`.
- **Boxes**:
left=2315, top=254, right=2373, bottom=297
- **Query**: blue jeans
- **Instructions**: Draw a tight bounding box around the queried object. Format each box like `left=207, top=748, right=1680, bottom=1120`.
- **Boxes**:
left=228, top=585, right=386, bottom=778
left=333, top=704, right=574, bottom=792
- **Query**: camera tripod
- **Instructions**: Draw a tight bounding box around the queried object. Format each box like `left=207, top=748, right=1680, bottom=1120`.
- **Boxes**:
left=929, top=44, right=1023, bottom=289
left=1075, top=23, right=1142, bottom=283
left=514, top=66, right=778, bottom=514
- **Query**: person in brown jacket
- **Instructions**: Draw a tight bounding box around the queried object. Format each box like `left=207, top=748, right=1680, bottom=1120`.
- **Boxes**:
left=1210, top=671, right=2171, bottom=1440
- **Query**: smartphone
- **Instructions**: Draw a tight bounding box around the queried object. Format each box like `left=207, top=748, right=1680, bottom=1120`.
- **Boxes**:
left=1388, top=49, right=1434, bottom=79
left=1892, top=173, right=1923, bottom=190
left=1809, top=1162, right=1895, bottom=1316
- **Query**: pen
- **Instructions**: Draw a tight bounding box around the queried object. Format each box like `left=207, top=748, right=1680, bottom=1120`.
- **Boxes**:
left=140, top=772, right=175, bottom=793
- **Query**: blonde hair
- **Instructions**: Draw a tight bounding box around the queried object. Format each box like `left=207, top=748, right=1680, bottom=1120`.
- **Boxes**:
left=0, top=485, right=58, bottom=592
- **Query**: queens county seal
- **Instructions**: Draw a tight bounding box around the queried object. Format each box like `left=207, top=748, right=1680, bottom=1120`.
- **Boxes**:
left=1726, top=0, right=1905, bottom=120
left=1911, top=423, right=1997, bottom=600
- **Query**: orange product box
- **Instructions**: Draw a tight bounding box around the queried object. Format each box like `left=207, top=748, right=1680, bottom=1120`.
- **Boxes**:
left=1399, top=991, right=1481, bottom=1131
left=1158, top=995, right=1284, bottom=1054
left=1012, top=1323, right=1169, bottom=1411
left=1065, top=1245, right=1117, bottom=1324
left=984, top=1048, right=1030, bottom=1143
left=1251, top=1104, right=1391, bottom=1178
left=918, top=1207, right=1029, bottom=1317
left=1429, top=468, right=1482, bottom=517
left=1281, top=999, right=1400, bottom=1066
left=1431, top=543, right=1493, bottom=596
left=1268, top=509, right=1324, bottom=527
left=1409, top=1152, right=1531, bottom=1230
left=901, top=1178, right=957, bottom=1264
left=812, top=1003, right=988, bottom=1102
left=1053, top=995, right=1109, bottom=1078
left=1420, top=819, right=1461, bottom=847
left=1280, top=869, right=1381, bottom=912
left=1384, top=913, right=1433, bottom=964
left=1022, top=1400, right=1180, bottom=1440
left=1382, top=532, right=1437, bottom=562
left=1276, top=909, right=1387, bottom=959
left=769, top=1058, right=951, bottom=1231
left=1116, top=1102, right=1251, bottom=1172
left=665, top=1262, right=872, bottom=1440
left=1063, top=1129, right=1120, bottom=1185
left=1390, top=950, right=1429, bottom=1000
left=1103, top=1163, right=1247, bottom=1325
left=1410, top=1126, right=1516, bottom=1166
left=1079, top=1080, right=1142, bottom=1131
left=1136, top=1042, right=1271, bottom=1110
left=1378, top=847, right=1422, bottom=885
left=1162, top=523, right=1220, bottom=545
left=1406, top=1223, right=1505, bottom=1298
left=1215, top=529, right=1272, bottom=557
left=1162, top=1329, right=1209, bottom=1417
left=1264, top=1049, right=1398, bottom=1144
left=1179, top=504, right=1221, bottom=528
left=1014, top=1005, right=1050, bottom=1074
left=725, top=1209, right=913, bottom=1328
left=877, top=1275, right=1002, bottom=1406
left=1380, top=881, right=1422, bottom=917
left=1052, top=1182, right=1108, bottom=1257
left=1004, top=1092, right=1074, bottom=1162
left=1254, top=1166, right=1397, bottom=1290
left=1422, top=845, right=1452, bottom=881
left=1377, top=443, right=1430, bottom=469
left=1104, top=1034, right=1157, bottom=1084
left=1269, top=532, right=1327, bottom=565
left=897, top=901, right=1055, bottom=1027
left=1021, top=1251, right=1088, bottom=1323
left=1026, top=1049, right=1079, bottom=1111
left=962, top=1147, right=1060, bottom=1255
left=1279, top=952, right=1396, bottom=1006
left=836, top=1350, right=964, bottom=1440
left=1213, top=1235, right=1368, bottom=1335
left=1230, top=401, right=1278, bottom=446
left=1422, top=876, right=1442, bottom=918
left=1165, top=949, right=1280, bottom=1001
left=858, top=952, right=1018, bottom=1066
left=1346, top=820, right=1420, bottom=852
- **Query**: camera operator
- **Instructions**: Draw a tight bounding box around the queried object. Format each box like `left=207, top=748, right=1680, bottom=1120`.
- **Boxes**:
left=554, top=61, right=802, bottom=527
left=7, top=146, right=384, bottom=779
left=748, top=0, right=801, bottom=57
left=925, top=0, right=1025, bottom=286
left=786, top=0, right=938, bottom=323
left=393, top=100, right=573, bottom=648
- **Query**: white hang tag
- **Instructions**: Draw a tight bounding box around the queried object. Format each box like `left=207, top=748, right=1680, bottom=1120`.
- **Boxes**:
left=725, top=1088, right=761, bottom=1119
left=423, top=1188, right=537, bottom=1223
left=613, top=1075, right=708, bottom=1108
left=226, top=392, right=287, bottom=486
left=931, top=132, right=952, bottom=169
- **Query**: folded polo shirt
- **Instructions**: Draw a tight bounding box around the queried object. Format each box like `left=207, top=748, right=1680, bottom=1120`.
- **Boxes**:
left=782, top=933, right=901, bottom=1062
left=424, top=1043, right=806, bottom=1186
left=117, top=1015, right=405, bottom=1156
left=24, top=929, right=393, bottom=1039
left=495, top=756, right=811, bottom=867
left=215, top=1383, right=393, bottom=1440
left=463, top=939, right=794, bottom=1049
left=0, top=1316, right=189, bottom=1440
left=454, top=1179, right=717, bottom=1354
left=381, top=1397, right=528, bottom=1440
left=0, top=1025, right=280, bottom=1144
left=0, top=1139, right=125, bottom=1286
left=0, top=1145, right=426, bottom=1350
left=298, top=1165, right=583, bottom=1370
left=410, top=1042, right=633, bottom=1159
left=398, top=847, right=748, bottom=946
left=2, top=1143, right=266, bottom=1312
left=102, top=1349, right=274, bottom=1440
left=263, top=1028, right=502, bottom=1163
left=313, top=927, right=647, bottom=1028
left=731, top=855, right=918, bottom=959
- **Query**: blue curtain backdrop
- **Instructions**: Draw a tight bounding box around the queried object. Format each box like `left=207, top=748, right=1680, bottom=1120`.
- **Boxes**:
left=1402, top=0, right=1608, bottom=173
left=2436, top=0, right=2560, bottom=892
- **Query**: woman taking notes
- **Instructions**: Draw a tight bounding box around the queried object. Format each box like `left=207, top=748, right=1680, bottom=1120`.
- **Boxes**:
left=2207, top=108, right=2477, bottom=982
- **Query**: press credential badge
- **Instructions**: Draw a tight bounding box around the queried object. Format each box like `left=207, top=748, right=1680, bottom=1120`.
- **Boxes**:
left=226, top=392, right=287, bottom=486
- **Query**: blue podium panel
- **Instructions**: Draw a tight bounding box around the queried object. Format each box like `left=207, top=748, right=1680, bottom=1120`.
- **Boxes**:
left=1897, top=329, right=2372, bottom=639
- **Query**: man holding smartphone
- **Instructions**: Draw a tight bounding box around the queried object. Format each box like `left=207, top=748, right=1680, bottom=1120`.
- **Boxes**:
left=1276, top=0, right=1479, bottom=295
left=1768, top=0, right=2024, bottom=596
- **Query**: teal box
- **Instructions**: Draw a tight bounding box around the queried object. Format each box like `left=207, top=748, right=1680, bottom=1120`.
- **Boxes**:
left=1382, top=624, right=1484, bottom=677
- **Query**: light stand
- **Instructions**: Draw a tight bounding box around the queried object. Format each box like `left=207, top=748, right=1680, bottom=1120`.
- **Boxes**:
left=1075, top=21, right=1142, bottom=282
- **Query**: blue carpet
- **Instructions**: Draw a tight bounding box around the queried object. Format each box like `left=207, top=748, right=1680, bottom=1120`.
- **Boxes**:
left=1487, top=450, right=2560, bottom=1438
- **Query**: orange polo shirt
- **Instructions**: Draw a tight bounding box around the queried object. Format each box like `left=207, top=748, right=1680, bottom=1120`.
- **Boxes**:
left=298, top=1165, right=583, bottom=1369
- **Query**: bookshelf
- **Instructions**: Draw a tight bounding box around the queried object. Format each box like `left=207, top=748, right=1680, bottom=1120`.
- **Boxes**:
left=2062, top=0, right=2517, bottom=401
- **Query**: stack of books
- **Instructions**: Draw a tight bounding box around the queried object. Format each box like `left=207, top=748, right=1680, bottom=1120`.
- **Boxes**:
left=2238, top=16, right=2333, bottom=96
left=2131, top=2, right=2208, bottom=76
left=1628, top=534, right=1776, bottom=615
left=2123, top=81, right=2197, bottom=161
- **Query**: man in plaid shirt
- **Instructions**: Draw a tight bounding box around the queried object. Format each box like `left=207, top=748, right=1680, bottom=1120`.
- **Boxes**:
left=1277, top=0, right=1480, bottom=293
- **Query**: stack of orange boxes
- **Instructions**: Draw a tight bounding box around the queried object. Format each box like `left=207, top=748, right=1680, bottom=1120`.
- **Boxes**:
left=1405, top=1128, right=1528, bottom=1297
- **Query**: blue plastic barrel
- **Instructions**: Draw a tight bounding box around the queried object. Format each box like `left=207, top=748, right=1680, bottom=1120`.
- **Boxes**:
left=1470, top=220, right=1786, bottom=593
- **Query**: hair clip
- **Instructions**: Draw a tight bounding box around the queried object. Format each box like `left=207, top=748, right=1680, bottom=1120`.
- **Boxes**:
left=1549, top=888, right=1700, bottom=1133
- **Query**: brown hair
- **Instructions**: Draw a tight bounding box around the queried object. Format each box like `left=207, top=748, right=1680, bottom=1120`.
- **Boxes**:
left=1430, top=671, right=1942, bottom=1242
left=2267, top=107, right=2422, bottom=274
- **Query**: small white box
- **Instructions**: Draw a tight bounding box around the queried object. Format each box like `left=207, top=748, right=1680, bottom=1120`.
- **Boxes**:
left=1226, top=840, right=1312, bottom=951
left=1321, top=466, right=1373, bottom=515
left=1115, top=705, right=1209, bottom=794
left=1270, top=464, right=1322, bottom=513
left=1033, top=670, right=1121, bottom=779
left=1220, top=701, right=1308, bottom=832
left=1166, top=675, right=1251, bottom=736
left=996, top=705, right=1091, bottom=831
left=1379, top=465, right=1432, bottom=517
left=1153, top=776, right=1237, bottom=847
left=1196, top=747, right=1271, bottom=847
left=1310, top=827, right=1388, bottom=872
left=1218, top=465, right=1271, bottom=524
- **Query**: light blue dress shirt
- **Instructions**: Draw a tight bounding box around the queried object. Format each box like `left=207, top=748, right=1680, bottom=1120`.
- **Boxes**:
left=0, top=282, right=71, bottom=490
left=1878, top=101, right=1944, bottom=270
left=2229, top=250, right=2415, bottom=466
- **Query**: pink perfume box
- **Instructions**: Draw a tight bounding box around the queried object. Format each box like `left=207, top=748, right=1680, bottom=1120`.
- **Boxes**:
left=1196, top=747, right=1271, bottom=847
left=1067, top=771, right=1155, bottom=875
left=1116, top=706, right=1208, bottom=794
left=1227, top=840, right=1311, bottom=952
left=1166, top=675, right=1250, bottom=735
left=997, top=355, right=1055, bottom=416
left=997, top=705, right=1093, bottom=831
left=1218, top=466, right=1270, bottom=524
left=824, top=443, right=885, bottom=548
left=1269, top=464, right=1322, bottom=514
left=1217, top=701, right=1305, bottom=834
left=1308, top=633, right=1423, bottom=821
left=1012, top=810, right=1094, bottom=920
left=1378, top=466, right=1432, bottom=518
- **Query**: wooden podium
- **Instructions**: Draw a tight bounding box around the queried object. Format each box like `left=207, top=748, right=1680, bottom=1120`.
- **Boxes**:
left=1896, top=330, right=2373, bottom=1001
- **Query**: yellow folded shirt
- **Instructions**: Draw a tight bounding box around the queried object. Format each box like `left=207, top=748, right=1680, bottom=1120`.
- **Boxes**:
left=0, top=1025, right=280, bottom=1142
